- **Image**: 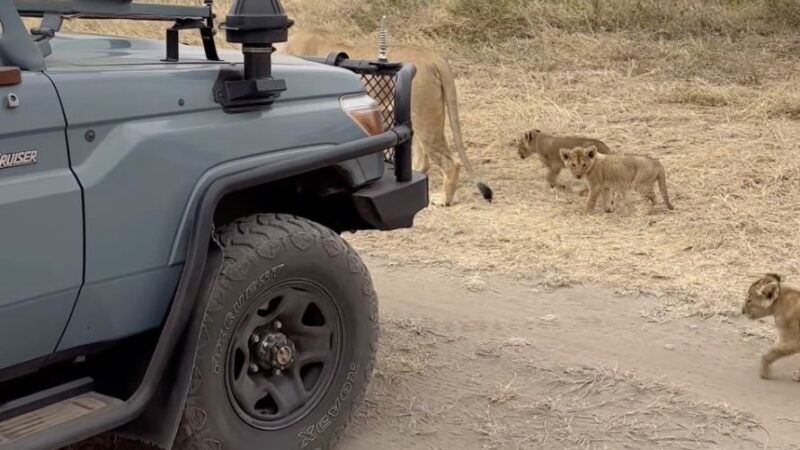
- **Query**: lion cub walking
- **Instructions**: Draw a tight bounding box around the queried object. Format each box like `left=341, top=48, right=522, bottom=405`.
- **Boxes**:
left=559, top=146, right=674, bottom=213
left=743, top=274, right=800, bottom=381
left=515, top=129, right=612, bottom=189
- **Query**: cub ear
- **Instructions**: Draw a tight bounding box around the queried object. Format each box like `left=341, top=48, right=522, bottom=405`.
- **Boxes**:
left=766, top=273, right=782, bottom=283
left=559, top=148, right=571, bottom=163
left=586, top=145, right=597, bottom=159
left=761, top=282, right=780, bottom=301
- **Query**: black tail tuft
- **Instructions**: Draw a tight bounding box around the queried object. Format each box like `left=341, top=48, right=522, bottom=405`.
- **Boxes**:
left=477, top=182, right=493, bottom=202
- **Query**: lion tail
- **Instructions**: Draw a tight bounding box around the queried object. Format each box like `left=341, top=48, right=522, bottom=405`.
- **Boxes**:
left=436, top=58, right=493, bottom=202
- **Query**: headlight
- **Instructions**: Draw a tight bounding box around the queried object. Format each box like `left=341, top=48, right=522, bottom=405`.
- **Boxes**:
left=341, top=94, right=384, bottom=137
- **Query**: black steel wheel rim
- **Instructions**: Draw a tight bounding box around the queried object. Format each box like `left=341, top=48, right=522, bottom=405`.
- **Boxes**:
left=225, top=279, right=343, bottom=430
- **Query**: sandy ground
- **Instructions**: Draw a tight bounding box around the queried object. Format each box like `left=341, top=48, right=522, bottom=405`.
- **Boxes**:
left=337, top=257, right=800, bottom=450
left=69, top=257, right=800, bottom=450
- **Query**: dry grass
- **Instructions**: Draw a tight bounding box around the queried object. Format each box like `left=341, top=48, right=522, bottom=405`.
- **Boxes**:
left=57, top=1, right=800, bottom=317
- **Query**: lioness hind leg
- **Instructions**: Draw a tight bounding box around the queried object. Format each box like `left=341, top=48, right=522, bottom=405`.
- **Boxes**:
left=427, top=148, right=460, bottom=206
left=420, top=126, right=461, bottom=206
left=443, top=160, right=461, bottom=206
left=412, top=142, right=430, bottom=174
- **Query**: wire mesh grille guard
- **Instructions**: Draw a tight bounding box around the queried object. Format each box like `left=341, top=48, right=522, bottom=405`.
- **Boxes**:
left=358, top=73, right=398, bottom=164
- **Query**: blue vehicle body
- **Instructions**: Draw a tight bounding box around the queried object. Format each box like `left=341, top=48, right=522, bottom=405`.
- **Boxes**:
left=0, top=2, right=426, bottom=447
left=0, top=33, right=393, bottom=371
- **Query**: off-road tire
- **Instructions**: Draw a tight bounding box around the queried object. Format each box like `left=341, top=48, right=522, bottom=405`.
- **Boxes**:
left=174, top=213, right=378, bottom=450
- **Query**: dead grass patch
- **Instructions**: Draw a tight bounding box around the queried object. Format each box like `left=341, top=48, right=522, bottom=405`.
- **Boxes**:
left=769, top=100, right=800, bottom=120
left=666, top=88, right=730, bottom=107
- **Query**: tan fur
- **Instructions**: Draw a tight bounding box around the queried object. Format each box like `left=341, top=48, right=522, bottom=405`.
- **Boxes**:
left=515, top=129, right=612, bottom=189
left=743, top=274, right=800, bottom=381
left=278, top=28, right=491, bottom=206
left=559, top=146, right=675, bottom=213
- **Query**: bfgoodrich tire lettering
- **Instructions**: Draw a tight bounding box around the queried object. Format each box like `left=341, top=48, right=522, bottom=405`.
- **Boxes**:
left=175, top=214, right=378, bottom=450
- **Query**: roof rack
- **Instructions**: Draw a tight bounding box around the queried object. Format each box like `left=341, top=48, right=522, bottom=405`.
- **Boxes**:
left=13, top=0, right=220, bottom=62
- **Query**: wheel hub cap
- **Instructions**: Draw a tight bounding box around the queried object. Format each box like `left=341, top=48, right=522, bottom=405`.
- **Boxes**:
left=226, top=281, right=343, bottom=430
left=253, top=332, right=296, bottom=371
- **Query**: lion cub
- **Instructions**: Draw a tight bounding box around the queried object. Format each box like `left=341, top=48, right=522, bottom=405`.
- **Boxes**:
left=743, top=274, right=800, bottom=381
left=516, top=129, right=611, bottom=189
left=559, top=146, right=674, bottom=213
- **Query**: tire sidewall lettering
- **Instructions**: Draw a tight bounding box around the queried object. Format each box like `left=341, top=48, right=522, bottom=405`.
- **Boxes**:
left=299, top=363, right=359, bottom=448
left=210, top=264, right=285, bottom=376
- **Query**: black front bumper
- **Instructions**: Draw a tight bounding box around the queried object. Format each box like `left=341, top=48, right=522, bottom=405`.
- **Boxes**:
left=352, top=170, right=428, bottom=230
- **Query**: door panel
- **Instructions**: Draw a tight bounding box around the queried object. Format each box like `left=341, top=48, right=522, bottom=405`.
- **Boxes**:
left=0, top=72, right=83, bottom=370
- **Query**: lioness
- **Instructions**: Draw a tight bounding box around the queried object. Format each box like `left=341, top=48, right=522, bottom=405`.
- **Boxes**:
left=277, top=28, right=492, bottom=206
left=516, top=129, right=612, bottom=188
left=743, top=274, right=800, bottom=381
left=559, top=146, right=675, bottom=213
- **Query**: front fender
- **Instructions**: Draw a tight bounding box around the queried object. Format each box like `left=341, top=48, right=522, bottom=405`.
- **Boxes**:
left=107, top=126, right=412, bottom=448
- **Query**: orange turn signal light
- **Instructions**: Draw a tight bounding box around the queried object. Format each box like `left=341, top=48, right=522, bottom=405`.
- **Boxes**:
left=341, top=94, right=384, bottom=136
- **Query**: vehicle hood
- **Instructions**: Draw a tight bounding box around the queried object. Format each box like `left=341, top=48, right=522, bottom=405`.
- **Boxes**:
left=45, top=33, right=365, bottom=101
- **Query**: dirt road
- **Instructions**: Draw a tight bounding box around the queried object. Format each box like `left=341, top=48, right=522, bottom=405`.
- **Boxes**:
left=340, top=258, right=800, bottom=450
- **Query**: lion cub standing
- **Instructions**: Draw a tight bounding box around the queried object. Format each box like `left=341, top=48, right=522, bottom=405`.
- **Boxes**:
left=743, top=274, right=800, bottom=381
left=559, top=146, right=674, bottom=213
left=516, top=129, right=612, bottom=189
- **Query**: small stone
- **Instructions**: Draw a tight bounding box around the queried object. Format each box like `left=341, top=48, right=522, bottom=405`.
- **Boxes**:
left=664, top=344, right=675, bottom=350
left=540, top=314, right=558, bottom=322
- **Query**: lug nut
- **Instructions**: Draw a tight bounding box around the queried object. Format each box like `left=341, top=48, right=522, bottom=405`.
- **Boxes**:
left=274, top=369, right=282, bottom=376
left=249, top=364, right=259, bottom=373
left=250, top=334, right=260, bottom=344
left=274, top=320, right=282, bottom=330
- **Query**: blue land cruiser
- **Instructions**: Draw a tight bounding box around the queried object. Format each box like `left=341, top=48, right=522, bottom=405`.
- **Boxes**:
left=0, top=0, right=426, bottom=448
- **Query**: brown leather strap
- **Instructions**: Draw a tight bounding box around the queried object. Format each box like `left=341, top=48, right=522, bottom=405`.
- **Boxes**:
left=0, top=67, right=21, bottom=86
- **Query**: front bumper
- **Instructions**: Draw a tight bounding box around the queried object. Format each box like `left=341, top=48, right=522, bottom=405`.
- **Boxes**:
left=352, top=170, right=428, bottom=230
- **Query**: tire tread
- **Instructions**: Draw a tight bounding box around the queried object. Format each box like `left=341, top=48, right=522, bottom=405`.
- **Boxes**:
left=175, top=213, right=377, bottom=450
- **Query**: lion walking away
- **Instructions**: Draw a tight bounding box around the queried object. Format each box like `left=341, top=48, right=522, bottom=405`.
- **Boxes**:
left=278, top=28, right=493, bottom=206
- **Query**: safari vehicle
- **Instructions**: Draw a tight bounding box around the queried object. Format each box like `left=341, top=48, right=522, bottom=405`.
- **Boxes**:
left=0, top=0, right=426, bottom=448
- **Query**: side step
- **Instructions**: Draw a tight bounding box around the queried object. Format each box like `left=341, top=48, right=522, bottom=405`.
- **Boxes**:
left=0, top=393, right=121, bottom=447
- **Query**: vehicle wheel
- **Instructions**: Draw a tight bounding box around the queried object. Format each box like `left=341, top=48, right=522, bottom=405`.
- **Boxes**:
left=175, top=214, right=378, bottom=450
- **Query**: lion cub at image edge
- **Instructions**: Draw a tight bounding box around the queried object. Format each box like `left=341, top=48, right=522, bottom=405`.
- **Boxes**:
left=516, top=129, right=611, bottom=189
left=743, top=274, right=800, bottom=381
left=559, top=146, right=674, bottom=213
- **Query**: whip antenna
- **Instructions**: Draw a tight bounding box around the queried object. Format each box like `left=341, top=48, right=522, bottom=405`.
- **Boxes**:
left=378, top=15, right=388, bottom=62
